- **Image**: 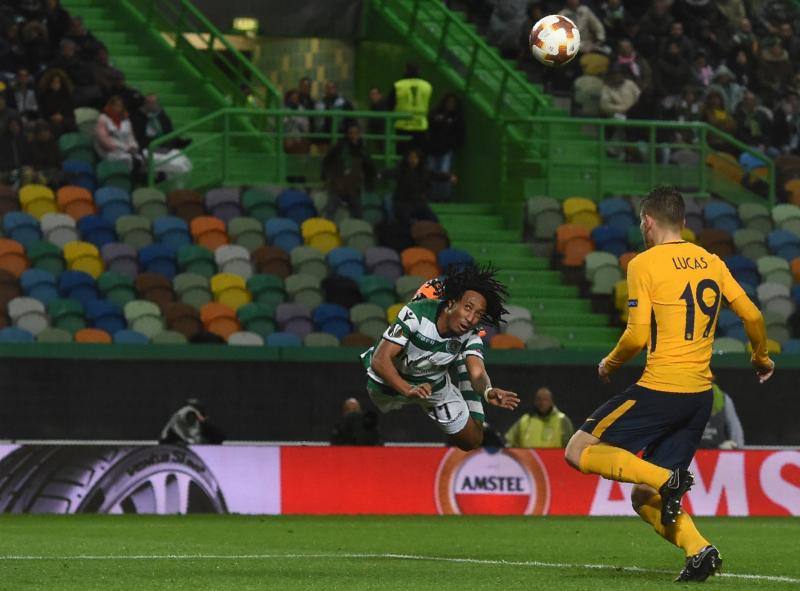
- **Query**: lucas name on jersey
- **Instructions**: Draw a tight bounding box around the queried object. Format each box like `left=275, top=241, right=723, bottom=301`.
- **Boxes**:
left=672, top=256, right=709, bottom=270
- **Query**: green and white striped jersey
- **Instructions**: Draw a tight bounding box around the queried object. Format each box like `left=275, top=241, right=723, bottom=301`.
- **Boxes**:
left=362, top=299, right=484, bottom=388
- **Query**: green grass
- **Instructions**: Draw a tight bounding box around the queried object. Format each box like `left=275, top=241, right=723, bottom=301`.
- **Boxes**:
left=0, top=516, right=798, bottom=590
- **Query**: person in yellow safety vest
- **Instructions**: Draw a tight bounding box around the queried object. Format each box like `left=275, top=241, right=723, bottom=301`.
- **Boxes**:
left=387, top=63, right=432, bottom=154
left=504, top=387, right=574, bottom=448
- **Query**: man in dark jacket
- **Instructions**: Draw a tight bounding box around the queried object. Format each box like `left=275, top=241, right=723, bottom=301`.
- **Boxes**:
left=321, top=122, right=376, bottom=219
left=131, top=93, right=182, bottom=150
left=330, top=398, right=382, bottom=446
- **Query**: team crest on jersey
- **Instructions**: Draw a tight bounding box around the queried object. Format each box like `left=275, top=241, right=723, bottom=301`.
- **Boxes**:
left=447, top=339, right=462, bottom=354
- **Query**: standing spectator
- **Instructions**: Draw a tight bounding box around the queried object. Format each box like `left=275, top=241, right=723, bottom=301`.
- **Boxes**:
left=655, top=42, right=692, bottom=107
left=30, top=120, right=62, bottom=183
left=728, top=48, right=755, bottom=88
left=715, top=0, right=747, bottom=28
left=599, top=0, right=627, bottom=47
left=314, top=80, right=353, bottom=145
left=636, top=0, right=674, bottom=57
left=92, top=46, right=121, bottom=100
left=10, top=68, right=38, bottom=121
left=426, top=92, right=465, bottom=202
left=0, top=21, right=25, bottom=75
left=487, top=0, right=528, bottom=59
left=366, top=86, right=389, bottom=155
left=297, top=76, right=315, bottom=111
left=387, top=63, right=432, bottom=155
left=63, top=15, right=102, bottom=60
left=699, top=383, right=744, bottom=449
left=103, top=69, right=143, bottom=113
left=778, top=22, right=800, bottom=64
left=504, top=387, right=574, bottom=448
left=517, top=1, right=545, bottom=83
left=330, top=398, right=382, bottom=446
left=734, top=90, right=772, bottom=148
left=559, top=0, right=606, bottom=54
left=43, top=0, right=72, bottom=47
left=659, top=21, right=694, bottom=58
left=20, top=19, right=52, bottom=71
left=50, top=38, right=101, bottom=107
left=94, top=94, right=139, bottom=171
left=384, top=147, right=453, bottom=226
left=707, top=64, right=744, bottom=111
left=772, top=89, right=800, bottom=154
left=281, top=88, right=310, bottom=155
left=757, top=37, right=795, bottom=107
left=689, top=51, right=714, bottom=89
left=321, top=122, right=376, bottom=219
left=37, top=68, right=75, bottom=136
left=130, top=93, right=192, bottom=180
left=730, top=17, right=758, bottom=55
left=0, top=116, right=34, bottom=186
left=614, top=38, right=653, bottom=105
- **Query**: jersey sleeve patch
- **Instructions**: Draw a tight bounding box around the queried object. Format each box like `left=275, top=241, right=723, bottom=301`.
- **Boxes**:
left=628, top=299, right=638, bottom=308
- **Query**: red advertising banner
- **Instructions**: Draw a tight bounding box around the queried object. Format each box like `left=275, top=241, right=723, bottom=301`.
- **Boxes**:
left=281, top=448, right=800, bottom=517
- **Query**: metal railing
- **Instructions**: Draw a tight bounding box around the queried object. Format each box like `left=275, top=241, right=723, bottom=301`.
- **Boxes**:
left=500, top=117, right=776, bottom=208
left=146, top=108, right=410, bottom=188
left=120, top=0, right=281, bottom=109
left=372, top=0, right=551, bottom=117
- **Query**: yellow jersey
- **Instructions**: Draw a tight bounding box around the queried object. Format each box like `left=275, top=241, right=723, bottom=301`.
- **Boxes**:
left=625, top=241, right=747, bottom=393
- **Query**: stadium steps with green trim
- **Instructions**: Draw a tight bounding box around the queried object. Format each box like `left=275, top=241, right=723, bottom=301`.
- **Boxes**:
left=433, top=203, right=620, bottom=350
left=61, top=0, right=276, bottom=185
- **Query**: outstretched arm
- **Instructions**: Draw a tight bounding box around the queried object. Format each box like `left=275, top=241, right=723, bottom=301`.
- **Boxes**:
left=729, top=294, right=774, bottom=382
left=464, top=354, right=519, bottom=410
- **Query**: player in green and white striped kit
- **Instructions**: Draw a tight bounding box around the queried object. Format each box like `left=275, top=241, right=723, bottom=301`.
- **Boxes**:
left=361, top=265, right=519, bottom=450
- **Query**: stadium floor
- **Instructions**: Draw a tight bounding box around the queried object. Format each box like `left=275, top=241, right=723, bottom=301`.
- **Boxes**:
left=0, top=515, right=797, bottom=590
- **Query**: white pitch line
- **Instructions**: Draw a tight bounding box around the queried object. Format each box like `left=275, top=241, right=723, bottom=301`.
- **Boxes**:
left=0, top=552, right=797, bottom=584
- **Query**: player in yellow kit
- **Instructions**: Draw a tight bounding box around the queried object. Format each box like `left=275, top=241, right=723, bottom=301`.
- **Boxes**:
left=564, top=186, right=775, bottom=582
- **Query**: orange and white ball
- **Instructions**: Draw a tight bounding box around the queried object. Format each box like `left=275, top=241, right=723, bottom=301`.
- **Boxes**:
left=529, top=14, right=581, bottom=67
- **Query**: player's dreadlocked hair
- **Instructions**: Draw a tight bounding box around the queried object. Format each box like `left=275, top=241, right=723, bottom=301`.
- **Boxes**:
left=441, top=263, right=509, bottom=327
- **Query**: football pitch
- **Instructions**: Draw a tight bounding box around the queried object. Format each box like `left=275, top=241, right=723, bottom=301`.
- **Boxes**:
left=0, top=515, right=798, bottom=590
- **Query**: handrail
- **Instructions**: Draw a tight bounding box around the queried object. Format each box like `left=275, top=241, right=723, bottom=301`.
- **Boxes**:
left=120, top=0, right=281, bottom=109
left=372, top=0, right=551, bottom=116
left=500, top=116, right=776, bottom=205
left=146, top=108, right=411, bottom=187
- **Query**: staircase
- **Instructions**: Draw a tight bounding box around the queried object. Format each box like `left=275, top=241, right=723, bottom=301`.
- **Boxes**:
left=60, top=0, right=277, bottom=187
left=432, top=203, right=621, bottom=350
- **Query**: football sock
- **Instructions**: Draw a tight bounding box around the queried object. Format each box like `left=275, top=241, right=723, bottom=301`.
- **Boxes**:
left=578, top=444, right=671, bottom=489
left=636, top=492, right=710, bottom=557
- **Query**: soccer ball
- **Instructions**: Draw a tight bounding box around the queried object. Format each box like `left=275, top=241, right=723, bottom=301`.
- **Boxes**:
left=529, top=15, right=581, bottom=67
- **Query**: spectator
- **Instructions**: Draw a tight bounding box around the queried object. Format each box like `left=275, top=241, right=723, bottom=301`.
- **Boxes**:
left=366, top=86, right=389, bottom=154
left=757, top=37, right=794, bottom=106
left=92, top=46, right=121, bottom=100
left=559, top=0, right=606, bottom=54
left=598, top=0, right=626, bottom=47
left=37, top=68, right=76, bottom=136
left=20, top=19, right=52, bottom=70
left=636, top=0, right=674, bottom=57
left=599, top=64, right=641, bottom=118
left=0, top=116, right=34, bottom=186
left=727, top=48, right=755, bottom=89
left=159, top=398, right=225, bottom=445
left=734, top=90, right=772, bottom=148
left=63, top=15, right=102, bottom=61
left=103, top=69, right=143, bottom=113
left=702, top=89, right=737, bottom=151
left=297, top=76, right=315, bottom=111
left=10, top=68, right=38, bottom=121
left=715, top=0, right=747, bottom=27
left=487, top=0, right=528, bottom=59
left=0, top=90, right=19, bottom=132
left=481, top=421, right=505, bottom=448
left=30, top=120, right=62, bottom=182
left=0, top=21, right=25, bottom=75
left=700, top=383, right=744, bottom=449
left=689, top=51, right=714, bottom=88
left=426, top=92, right=465, bottom=202
left=321, top=122, right=376, bottom=219
left=384, top=147, right=453, bottom=226
left=43, top=0, right=72, bottom=47
left=658, top=21, right=694, bottom=58
left=778, top=22, right=800, bottom=64
left=708, top=64, right=744, bottom=111
left=387, top=62, right=432, bottom=154
left=730, top=17, right=758, bottom=55
left=772, top=89, right=800, bottom=154
left=94, top=94, right=139, bottom=171
left=655, top=41, right=692, bottom=106
left=282, top=88, right=310, bottom=155
left=50, top=38, right=101, bottom=107
left=504, top=387, right=574, bottom=448
left=517, top=1, right=545, bottom=69
left=573, top=53, right=609, bottom=117
left=330, top=398, right=382, bottom=446
left=614, top=38, right=653, bottom=99
left=130, top=93, right=192, bottom=180
left=314, top=80, right=353, bottom=145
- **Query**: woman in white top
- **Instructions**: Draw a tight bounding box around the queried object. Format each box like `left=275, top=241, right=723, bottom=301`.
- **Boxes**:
left=94, top=95, right=139, bottom=170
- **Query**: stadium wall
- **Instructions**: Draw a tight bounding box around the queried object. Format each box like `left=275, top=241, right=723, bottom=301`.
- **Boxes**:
left=0, top=445, right=796, bottom=516
left=0, top=348, right=797, bottom=444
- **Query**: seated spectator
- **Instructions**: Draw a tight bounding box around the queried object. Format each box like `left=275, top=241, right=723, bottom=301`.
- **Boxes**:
left=517, top=0, right=545, bottom=69
left=426, top=92, right=465, bottom=202
left=37, top=68, right=76, bottom=136
left=330, top=398, right=382, bottom=446
left=730, top=17, right=757, bottom=55
left=600, top=64, right=641, bottom=119
left=772, top=89, right=800, bottom=154
left=0, top=116, right=37, bottom=187
left=314, top=81, right=353, bottom=145
left=560, top=0, right=607, bottom=54
left=103, top=69, right=143, bottom=113
left=658, top=21, right=694, bottom=61
left=159, top=398, right=224, bottom=445
left=321, top=122, right=376, bottom=219
left=655, top=41, right=691, bottom=107
left=43, top=0, right=72, bottom=47
left=0, top=21, right=25, bottom=75
left=95, top=94, right=139, bottom=171
left=63, top=15, right=102, bottom=61
left=636, top=0, right=674, bottom=57
left=92, top=46, right=121, bottom=100
left=20, top=18, right=52, bottom=71
left=757, top=37, right=794, bottom=106
left=690, top=50, right=714, bottom=88
left=10, top=68, right=39, bottom=121
left=297, top=76, right=315, bottom=110
left=708, top=64, right=744, bottom=111
left=30, top=120, right=63, bottom=183
left=614, top=38, right=653, bottom=104
left=130, top=93, right=192, bottom=179
left=598, top=0, right=626, bottom=47
left=383, top=147, right=453, bottom=226
left=715, top=0, right=747, bottom=29
left=281, top=88, right=310, bottom=155
left=572, top=53, right=608, bottom=117
left=727, top=47, right=755, bottom=88
left=487, top=0, right=528, bottom=59
left=0, top=92, right=19, bottom=132
left=50, top=38, right=101, bottom=107
left=702, top=89, right=737, bottom=151
left=504, top=387, right=574, bottom=448
left=778, top=22, right=800, bottom=63
left=366, top=86, right=388, bottom=153
left=734, top=90, right=773, bottom=149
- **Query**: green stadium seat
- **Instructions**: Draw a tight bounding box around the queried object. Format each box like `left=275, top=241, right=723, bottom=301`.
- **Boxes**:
left=237, top=302, right=276, bottom=337
left=47, top=298, right=85, bottom=334
left=340, top=218, right=376, bottom=253
left=132, top=188, right=169, bottom=221
left=304, top=331, right=340, bottom=347
left=98, top=271, right=136, bottom=307
left=350, top=302, right=387, bottom=340
left=290, top=246, right=328, bottom=279
left=285, top=273, right=323, bottom=309
left=174, top=272, right=213, bottom=309
left=242, top=187, right=278, bottom=222
left=151, top=330, right=189, bottom=344
left=35, top=326, right=73, bottom=343
left=178, top=244, right=217, bottom=278
left=359, top=275, right=396, bottom=309
left=228, top=217, right=266, bottom=252
left=738, top=202, right=772, bottom=234
left=395, top=275, right=425, bottom=302
left=247, top=274, right=286, bottom=308
left=124, top=300, right=164, bottom=338
left=116, top=215, right=154, bottom=249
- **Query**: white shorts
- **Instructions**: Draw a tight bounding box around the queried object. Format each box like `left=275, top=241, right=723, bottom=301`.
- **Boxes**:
left=367, top=378, right=470, bottom=435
